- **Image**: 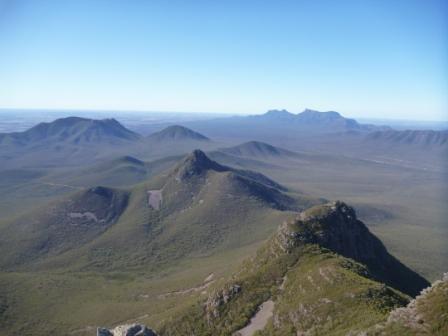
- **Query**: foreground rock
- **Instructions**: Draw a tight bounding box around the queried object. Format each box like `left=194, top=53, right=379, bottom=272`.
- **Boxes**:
left=366, top=273, right=448, bottom=335
left=97, top=324, right=157, bottom=336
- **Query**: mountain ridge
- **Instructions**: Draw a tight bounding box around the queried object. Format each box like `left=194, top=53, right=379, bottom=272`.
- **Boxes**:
left=158, top=201, right=429, bottom=335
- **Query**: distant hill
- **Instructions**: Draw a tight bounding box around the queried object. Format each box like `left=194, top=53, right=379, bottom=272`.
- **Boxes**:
left=0, top=117, right=144, bottom=168
left=365, top=129, right=448, bottom=147
left=0, top=116, right=141, bottom=146
left=219, top=141, right=300, bottom=159
left=0, top=150, right=315, bottom=271
left=147, top=125, right=210, bottom=142
left=256, top=109, right=297, bottom=122
left=250, top=108, right=380, bottom=132
left=159, top=201, right=429, bottom=335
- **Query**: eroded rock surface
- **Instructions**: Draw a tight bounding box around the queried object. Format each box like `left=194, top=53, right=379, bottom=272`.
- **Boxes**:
left=97, top=324, right=157, bottom=336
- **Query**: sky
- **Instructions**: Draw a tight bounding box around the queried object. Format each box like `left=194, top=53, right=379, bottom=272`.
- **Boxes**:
left=0, top=0, right=447, bottom=121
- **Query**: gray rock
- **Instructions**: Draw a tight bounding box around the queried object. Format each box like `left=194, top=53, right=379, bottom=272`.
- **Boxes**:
left=97, top=324, right=157, bottom=336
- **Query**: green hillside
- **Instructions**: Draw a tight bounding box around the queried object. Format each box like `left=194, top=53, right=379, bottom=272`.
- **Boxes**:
left=0, top=150, right=315, bottom=272
left=158, top=202, right=429, bottom=336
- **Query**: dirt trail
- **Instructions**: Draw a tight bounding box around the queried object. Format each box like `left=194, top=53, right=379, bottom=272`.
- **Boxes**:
left=155, top=273, right=215, bottom=299
left=147, top=189, right=162, bottom=210
left=235, top=273, right=288, bottom=336
left=234, top=300, right=274, bottom=336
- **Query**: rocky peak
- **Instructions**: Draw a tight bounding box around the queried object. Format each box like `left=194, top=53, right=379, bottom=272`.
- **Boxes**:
left=276, top=201, right=429, bottom=296
left=277, top=201, right=365, bottom=257
left=175, top=150, right=228, bottom=180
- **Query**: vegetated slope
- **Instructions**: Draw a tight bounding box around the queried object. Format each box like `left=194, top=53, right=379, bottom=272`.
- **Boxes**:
left=367, top=273, right=448, bottom=336
left=0, top=186, right=129, bottom=269
left=0, top=150, right=314, bottom=271
left=54, top=154, right=183, bottom=188
left=158, top=202, right=429, bottom=336
left=219, top=141, right=300, bottom=159
left=147, top=125, right=210, bottom=142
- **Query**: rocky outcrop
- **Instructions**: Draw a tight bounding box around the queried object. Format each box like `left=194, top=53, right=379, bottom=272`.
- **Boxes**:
left=276, top=201, right=429, bottom=296
left=97, top=324, right=157, bottom=336
left=205, top=284, right=242, bottom=320
left=366, top=273, right=448, bottom=335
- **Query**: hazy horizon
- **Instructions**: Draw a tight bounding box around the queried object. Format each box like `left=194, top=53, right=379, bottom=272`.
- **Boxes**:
left=1, top=107, right=447, bottom=124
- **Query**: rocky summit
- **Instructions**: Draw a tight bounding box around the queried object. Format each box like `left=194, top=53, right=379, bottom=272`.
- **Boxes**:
left=276, top=201, right=429, bottom=296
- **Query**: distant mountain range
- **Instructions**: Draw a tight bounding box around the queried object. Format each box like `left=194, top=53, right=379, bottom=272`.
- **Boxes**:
left=1, top=111, right=445, bottom=175
left=0, top=118, right=214, bottom=168
left=253, top=108, right=364, bottom=129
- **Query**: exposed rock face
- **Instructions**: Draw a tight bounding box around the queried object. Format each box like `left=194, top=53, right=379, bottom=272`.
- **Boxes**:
left=97, top=324, right=157, bottom=336
left=276, top=201, right=429, bottom=296
left=277, top=201, right=376, bottom=259
left=205, top=284, right=242, bottom=320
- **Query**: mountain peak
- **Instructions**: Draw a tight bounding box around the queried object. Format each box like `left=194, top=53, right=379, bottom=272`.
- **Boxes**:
left=175, top=150, right=228, bottom=180
left=302, top=108, right=341, bottom=116
left=148, top=125, right=209, bottom=142
left=261, top=109, right=296, bottom=120
left=277, top=201, right=429, bottom=296
left=296, top=109, right=360, bottom=129
left=277, top=201, right=358, bottom=252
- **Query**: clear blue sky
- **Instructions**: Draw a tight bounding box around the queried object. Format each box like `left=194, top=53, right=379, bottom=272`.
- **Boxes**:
left=0, top=0, right=447, bottom=120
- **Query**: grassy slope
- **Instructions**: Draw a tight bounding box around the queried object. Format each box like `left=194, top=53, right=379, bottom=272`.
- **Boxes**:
left=159, top=242, right=409, bottom=336
left=157, top=202, right=429, bottom=335
left=0, top=152, right=320, bottom=335
left=209, top=148, right=448, bottom=281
